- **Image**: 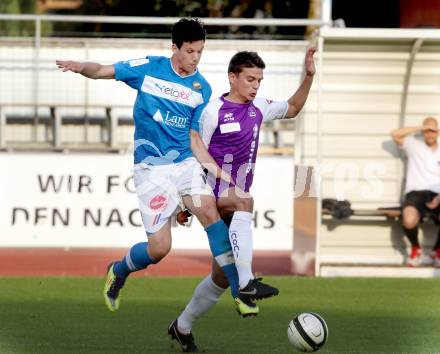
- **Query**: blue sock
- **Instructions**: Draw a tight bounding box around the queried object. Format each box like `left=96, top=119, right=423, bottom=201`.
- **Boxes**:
left=205, top=219, right=239, bottom=297
left=113, top=242, right=156, bottom=278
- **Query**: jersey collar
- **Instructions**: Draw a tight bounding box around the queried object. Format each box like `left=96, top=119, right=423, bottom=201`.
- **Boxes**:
left=169, top=58, right=199, bottom=78
left=221, top=93, right=251, bottom=106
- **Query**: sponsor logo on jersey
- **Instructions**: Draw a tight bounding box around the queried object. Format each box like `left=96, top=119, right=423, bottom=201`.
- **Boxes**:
left=248, top=106, right=257, bottom=117
left=192, top=81, right=202, bottom=90
left=149, top=195, right=168, bottom=211
left=224, top=112, right=235, bottom=122
left=153, top=110, right=164, bottom=123
left=165, top=111, right=188, bottom=128
left=141, top=76, right=203, bottom=108
left=152, top=109, right=189, bottom=129
left=220, top=122, right=241, bottom=134
left=154, top=83, right=192, bottom=101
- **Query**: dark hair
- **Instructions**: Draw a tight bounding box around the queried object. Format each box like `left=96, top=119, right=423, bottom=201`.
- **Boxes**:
left=172, top=18, right=206, bottom=49
left=228, top=51, right=266, bottom=74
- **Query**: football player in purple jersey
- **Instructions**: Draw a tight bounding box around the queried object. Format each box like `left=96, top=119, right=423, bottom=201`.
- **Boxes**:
left=169, top=48, right=316, bottom=352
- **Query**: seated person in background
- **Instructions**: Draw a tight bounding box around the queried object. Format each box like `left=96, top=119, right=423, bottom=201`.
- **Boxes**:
left=391, top=117, right=440, bottom=267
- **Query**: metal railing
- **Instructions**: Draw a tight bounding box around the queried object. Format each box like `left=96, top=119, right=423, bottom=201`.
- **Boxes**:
left=0, top=103, right=130, bottom=150
left=0, top=103, right=298, bottom=151
left=0, top=10, right=332, bottom=151
left=0, top=13, right=331, bottom=27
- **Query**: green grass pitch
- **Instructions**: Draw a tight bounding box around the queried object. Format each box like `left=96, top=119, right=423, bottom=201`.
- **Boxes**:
left=0, top=276, right=439, bottom=353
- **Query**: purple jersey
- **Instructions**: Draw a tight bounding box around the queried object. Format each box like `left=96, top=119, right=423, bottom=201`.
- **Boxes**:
left=200, top=94, right=288, bottom=196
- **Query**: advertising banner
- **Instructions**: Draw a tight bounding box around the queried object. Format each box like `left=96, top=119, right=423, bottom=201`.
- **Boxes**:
left=0, top=153, right=293, bottom=250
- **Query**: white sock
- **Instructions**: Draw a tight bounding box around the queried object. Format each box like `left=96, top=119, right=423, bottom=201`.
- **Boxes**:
left=177, top=275, right=226, bottom=334
left=229, top=211, right=254, bottom=289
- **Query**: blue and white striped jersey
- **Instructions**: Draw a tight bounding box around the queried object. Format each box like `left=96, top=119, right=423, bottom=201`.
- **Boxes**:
left=114, top=56, right=212, bottom=165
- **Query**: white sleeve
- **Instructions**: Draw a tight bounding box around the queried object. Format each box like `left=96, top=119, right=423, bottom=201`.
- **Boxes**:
left=199, top=99, right=221, bottom=148
left=253, top=97, right=289, bottom=123
left=402, top=135, right=416, bottom=153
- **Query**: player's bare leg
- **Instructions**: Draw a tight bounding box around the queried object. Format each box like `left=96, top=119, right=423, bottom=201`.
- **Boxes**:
left=402, top=206, right=422, bottom=266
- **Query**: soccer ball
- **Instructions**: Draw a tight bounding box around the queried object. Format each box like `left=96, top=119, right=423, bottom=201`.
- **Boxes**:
left=287, top=312, right=328, bottom=352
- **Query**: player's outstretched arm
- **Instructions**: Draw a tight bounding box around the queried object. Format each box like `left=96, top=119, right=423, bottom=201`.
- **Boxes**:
left=56, top=60, right=115, bottom=79
left=190, top=129, right=233, bottom=184
left=285, top=47, right=316, bottom=118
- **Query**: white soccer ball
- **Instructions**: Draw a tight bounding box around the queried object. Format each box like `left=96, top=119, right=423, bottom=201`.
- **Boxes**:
left=287, top=312, right=328, bottom=352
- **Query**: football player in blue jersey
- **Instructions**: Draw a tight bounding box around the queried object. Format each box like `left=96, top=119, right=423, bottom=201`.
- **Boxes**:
left=56, top=18, right=257, bottom=331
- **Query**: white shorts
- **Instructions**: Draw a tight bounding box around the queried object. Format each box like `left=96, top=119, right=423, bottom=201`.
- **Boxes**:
left=133, top=157, right=213, bottom=235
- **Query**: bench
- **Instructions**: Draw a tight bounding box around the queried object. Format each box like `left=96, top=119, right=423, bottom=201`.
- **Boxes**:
left=322, top=207, right=402, bottom=220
